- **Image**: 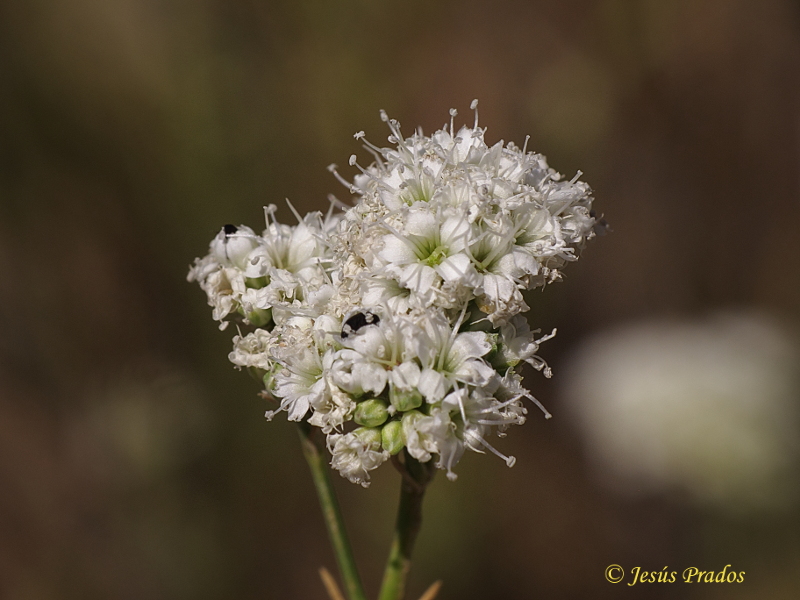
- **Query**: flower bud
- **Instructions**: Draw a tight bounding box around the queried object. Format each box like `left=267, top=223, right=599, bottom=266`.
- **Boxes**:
left=245, top=276, right=268, bottom=289
left=352, top=426, right=382, bottom=447
left=246, top=307, right=272, bottom=328
left=390, top=386, right=423, bottom=412
left=401, top=409, right=424, bottom=429
left=381, top=420, right=405, bottom=455
left=263, top=365, right=280, bottom=393
left=354, top=398, right=390, bottom=427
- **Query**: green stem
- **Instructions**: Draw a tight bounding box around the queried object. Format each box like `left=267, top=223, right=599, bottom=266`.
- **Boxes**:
left=298, top=423, right=367, bottom=600
left=377, top=452, right=435, bottom=600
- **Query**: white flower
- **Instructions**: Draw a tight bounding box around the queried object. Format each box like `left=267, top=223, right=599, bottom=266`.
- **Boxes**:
left=329, top=348, right=388, bottom=396
left=268, top=320, right=331, bottom=421
left=377, top=207, right=480, bottom=303
left=497, top=315, right=556, bottom=375
left=229, top=329, right=275, bottom=372
left=360, top=277, right=413, bottom=314
left=193, top=265, right=248, bottom=329
left=210, top=224, right=260, bottom=270
left=410, top=310, right=497, bottom=402
left=308, top=384, right=356, bottom=434
left=244, top=210, right=328, bottom=280
left=329, top=311, right=418, bottom=403
left=327, top=427, right=389, bottom=487
left=406, top=387, right=525, bottom=481
left=402, top=409, right=443, bottom=464
left=187, top=225, right=261, bottom=328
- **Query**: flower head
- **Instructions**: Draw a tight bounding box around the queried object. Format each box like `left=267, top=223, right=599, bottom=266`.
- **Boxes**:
left=189, top=101, right=601, bottom=485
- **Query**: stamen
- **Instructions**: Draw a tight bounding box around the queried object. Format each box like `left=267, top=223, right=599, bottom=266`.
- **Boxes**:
left=263, top=204, right=279, bottom=228
left=361, top=141, right=387, bottom=170
left=455, top=388, right=468, bottom=425
left=325, top=194, right=346, bottom=220
left=327, top=164, right=358, bottom=194
left=470, top=99, right=479, bottom=129
left=285, top=198, right=304, bottom=225
left=473, top=433, right=515, bottom=467
left=438, top=305, right=469, bottom=372
left=523, top=391, right=552, bottom=419
left=347, top=154, right=387, bottom=188
left=537, top=328, right=557, bottom=344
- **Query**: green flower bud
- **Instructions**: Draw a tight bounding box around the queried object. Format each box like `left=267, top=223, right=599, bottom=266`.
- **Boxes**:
left=381, top=420, right=405, bottom=455
left=263, top=365, right=281, bottom=392
left=352, top=426, right=382, bottom=446
left=401, top=410, right=424, bottom=428
left=390, top=386, right=423, bottom=412
left=246, top=307, right=272, bottom=328
left=354, top=398, right=390, bottom=427
left=245, top=276, right=269, bottom=289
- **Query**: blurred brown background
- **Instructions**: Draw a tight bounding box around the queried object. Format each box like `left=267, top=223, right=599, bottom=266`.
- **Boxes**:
left=1, top=0, right=799, bottom=599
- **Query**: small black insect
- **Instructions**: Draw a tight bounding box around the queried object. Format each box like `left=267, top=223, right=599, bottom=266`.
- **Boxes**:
left=223, top=224, right=238, bottom=235
left=341, top=311, right=380, bottom=338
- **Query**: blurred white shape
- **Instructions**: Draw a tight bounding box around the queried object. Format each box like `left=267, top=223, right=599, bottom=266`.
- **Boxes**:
left=563, top=311, right=800, bottom=512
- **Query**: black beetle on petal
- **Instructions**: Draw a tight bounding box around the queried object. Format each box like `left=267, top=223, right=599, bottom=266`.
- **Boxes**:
left=341, top=311, right=380, bottom=338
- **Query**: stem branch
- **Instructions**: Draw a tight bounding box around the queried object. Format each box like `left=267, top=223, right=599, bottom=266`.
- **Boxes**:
left=299, top=423, right=367, bottom=600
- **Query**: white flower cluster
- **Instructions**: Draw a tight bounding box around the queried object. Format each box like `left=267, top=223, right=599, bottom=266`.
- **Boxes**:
left=189, top=102, right=599, bottom=486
